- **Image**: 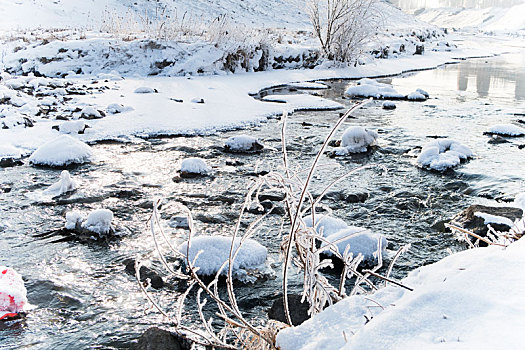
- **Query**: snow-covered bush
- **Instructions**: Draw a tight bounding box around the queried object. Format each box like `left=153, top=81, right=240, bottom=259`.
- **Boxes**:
left=224, top=134, right=264, bottom=153
left=44, top=170, right=77, bottom=196
left=28, top=135, right=93, bottom=167
left=334, top=126, right=378, bottom=154
left=345, top=78, right=404, bottom=99
left=65, top=209, right=114, bottom=237
left=178, top=236, right=268, bottom=283
left=308, top=0, right=382, bottom=62
left=417, top=139, right=473, bottom=172
left=485, top=124, right=525, bottom=136
left=180, top=157, right=211, bottom=177
left=0, top=266, right=27, bottom=320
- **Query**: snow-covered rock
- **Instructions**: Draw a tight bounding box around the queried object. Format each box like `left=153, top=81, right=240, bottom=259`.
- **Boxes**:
left=56, top=120, right=86, bottom=134
left=43, top=170, right=77, bottom=196
left=513, top=193, right=525, bottom=210
left=321, top=227, right=387, bottom=264
left=80, top=106, right=102, bottom=119
left=0, top=266, right=27, bottom=320
left=382, top=101, right=396, bottom=110
left=224, top=135, right=264, bottom=153
left=65, top=209, right=114, bottom=237
left=178, top=236, right=268, bottom=282
left=106, top=103, right=133, bottom=114
left=28, top=135, right=93, bottom=167
left=334, top=126, right=378, bottom=154
left=180, top=157, right=211, bottom=177
left=416, top=139, right=473, bottom=172
left=485, top=124, right=525, bottom=137
left=345, top=78, right=404, bottom=99
left=134, top=87, right=156, bottom=94
left=416, top=88, right=429, bottom=98
left=406, top=91, right=427, bottom=101
left=0, top=144, right=23, bottom=167
left=303, top=214, right=349, bottom=237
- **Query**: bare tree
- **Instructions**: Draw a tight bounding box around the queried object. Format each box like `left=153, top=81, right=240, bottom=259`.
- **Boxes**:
left=308, top=0, right=382, bottom=62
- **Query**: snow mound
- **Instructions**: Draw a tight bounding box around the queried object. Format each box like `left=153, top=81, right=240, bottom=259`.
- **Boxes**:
left=0, top=144, right=22, bottom=159
left=382, top=101, right=396, bottom=110
left=134, top=87, right=156, bottom=94
left=321, top=227, right=387, bottom=264
left=65, top=209, right=114, bottom=236
left=406, top=91, right=427, bottom=101
left=178, top=236, right=268, bottom=282
left=416, top=88, right=429, bottom=98
left=28, top=135, right=93, bottom=167
left=345, top=78, right=404, bottom=99
left=303, top=214, right=349, bottom=237
left=80, top=106, right=102, bottom=119
left=485, top=124, right=525, bottom=136
left=224, top=135, right=264, bottom=153
left=180, top=157, right=211, bottom=176
left=335, top=126, right=378, bottom=154
left=0, top=267, right=27, bottom=320
left=57, top=120, right=86, bottom=134
left=416, top=139, right=473, bottom=172
left=43, top=170, right=77, bottom=196
left=106, top=103, right=133, bottom=114
left=513, top=193, right=525, bottom=210
left=277, top=238, right=525, bottom=350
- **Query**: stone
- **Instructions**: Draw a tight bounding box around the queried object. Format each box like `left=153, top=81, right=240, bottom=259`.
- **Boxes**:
left=132, top=327, right=189, bottom=350
left=124, top=259, right=164, bottom=289
left=268, top=294, right=310, bottom=326
left=450, top=205, right=523, bottom=246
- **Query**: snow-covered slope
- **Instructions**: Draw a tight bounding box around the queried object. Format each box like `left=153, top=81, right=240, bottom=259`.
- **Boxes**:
left=414, top=3, right=525, bottom=33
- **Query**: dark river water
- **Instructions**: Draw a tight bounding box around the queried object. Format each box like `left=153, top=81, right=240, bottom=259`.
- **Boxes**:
left=1, top=49, right=524, bottom=349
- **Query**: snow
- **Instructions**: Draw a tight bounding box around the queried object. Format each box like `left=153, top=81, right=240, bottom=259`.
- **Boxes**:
left=80, top=106, right=101, bottom=119
left=177, top=236, right=268, bottom=282
left=474, top=212, right=514, bottom=227
left=224, top=135, right=264, bottom=152
left=416, top=139, right=474, bottom=172
left=0, top=144, right=22, bottom=159
left=321, top=227, right=387, bottom=264
left=180, top=157, right=211, bottom=176
left=28, top=135, right=93, bottom=167
left=303, top=214, right=349, bottom=238
left=0, top=266, right=27, bottom=319
left=277, top=238, right=525, bottom=350
left=345, top=78, right=405, bottom=99
left=43, top=170, right=77, bottom=196
left=335, top=126, right=379, bottom=154
left=134, top=87, right=156, bottom=94
left=261, top=94, right=344, bottom=111
left=486, top=124, right=525, bottom=136
left=57, top=120, right=86, bottom=134
left=416, top=88, right=430, bottom=98
left=287, top=82, right=329, bottom=90
left=512, top=193, right=525, bottom=210
left=65, top=209, right=114, bottom=236
left=406, top=91, right=427, bottom=101
left=106, top=103, right=133, bottom=114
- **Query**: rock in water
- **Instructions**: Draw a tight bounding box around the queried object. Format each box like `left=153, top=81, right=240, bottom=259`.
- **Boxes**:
left=132, top=327, right=186, bottom=350
left=268, top=294, right=310, bottom=326
left=224, top=135, right=264, bottom=153
left=29, top=135, right=93, bottom=167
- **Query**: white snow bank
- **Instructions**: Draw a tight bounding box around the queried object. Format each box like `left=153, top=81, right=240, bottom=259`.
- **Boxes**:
left=303, top=214, right=349, bottom=238
left=43, top=170, right=77, bottom=196
left=28, top=135, right=93, bottom=167
left=0, top=267, right=27, bottom=319
left=474, top=212, right=514, bottom=227
left=345, top=78, right=404, bottom=99
left=335, top=126, right=378, bottom=154
left=224, top=135, right=264, bottom=152
left=321, top=227, right=387, bottom=264
left=57, top=120, right=86, bottom=134
left=0, top=144, right=22, bottom=159
left=416, top=139, right=473, bottom=171
left=287, top=82, right=329, bottom=89
left=178, top=236, right=268, bottom=282
left=180, top=157, right=211, bottom=176
left=65, top=209, right=114, bottom=236
left=261, top=94, right=343, bottom=111
left=486, top=124, right=525, bottom=136
left=277, top=238, right=525, bottom=350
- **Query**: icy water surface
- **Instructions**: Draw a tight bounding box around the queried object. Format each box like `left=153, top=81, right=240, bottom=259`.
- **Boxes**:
left=1, top=51, right=524, bottom=349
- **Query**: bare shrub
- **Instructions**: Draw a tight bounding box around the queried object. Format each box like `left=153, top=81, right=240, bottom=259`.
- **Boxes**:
left=308, top=0, right=383, bottom=62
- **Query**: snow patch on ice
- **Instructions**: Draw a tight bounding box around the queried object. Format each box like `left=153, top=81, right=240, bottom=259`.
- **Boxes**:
left=486, top=124, right=525, bottom=136
left=345, top=78, right=404, bottom=99
left=28, top=135, right=93, bottom=167
left=178, top=236, right=268, bottom=282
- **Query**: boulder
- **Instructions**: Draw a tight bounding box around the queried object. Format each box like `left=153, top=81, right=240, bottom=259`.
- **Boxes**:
left=124, top=259, right=164, bottom=289
left=132, top=327, right=190, bottom=350
left=450, top=205, right=523, bottom=245
left=268, top=294, right=310, bottom=326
